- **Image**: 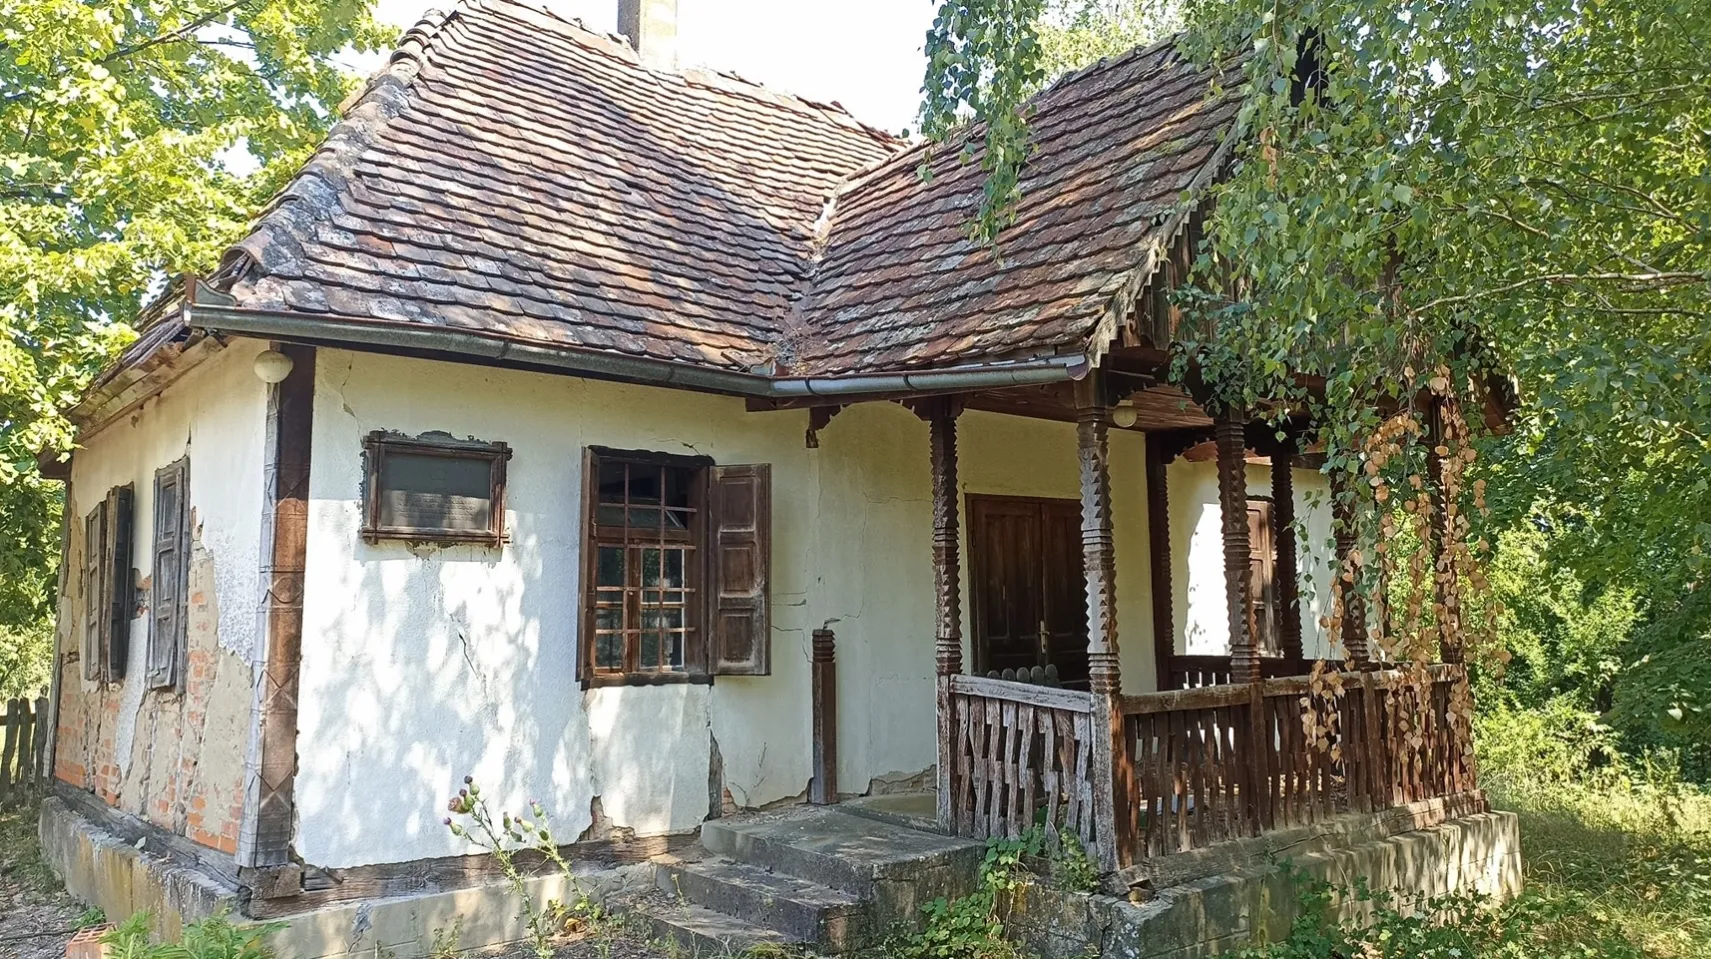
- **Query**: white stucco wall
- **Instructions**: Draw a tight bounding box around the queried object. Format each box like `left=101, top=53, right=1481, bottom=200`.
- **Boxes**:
left=295, top=350, right=1166, bottom=869
left=55, top=340, right=268, bottom=848
left=1168, top=459, right=1337, bottom=659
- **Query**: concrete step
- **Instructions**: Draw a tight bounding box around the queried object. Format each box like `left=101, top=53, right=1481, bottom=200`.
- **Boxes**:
left=698, top=806, right=984, bottom=928
left=656, top=855, right=870, bottom=952
left=631, top=894, right=795, bottom=956
left=839, top=791, right=946, bottom=834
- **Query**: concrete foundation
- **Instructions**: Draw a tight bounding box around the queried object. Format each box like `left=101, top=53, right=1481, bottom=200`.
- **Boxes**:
left=1001, top=810, right=1523, bottom=959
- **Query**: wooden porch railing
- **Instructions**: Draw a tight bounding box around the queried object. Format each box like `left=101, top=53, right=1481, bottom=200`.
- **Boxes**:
left=938, top=666, right=1476, bottom=866
left=945, top=674, right=1103, bottom=855
left=1121, top=664, right=1473, bottom=857
left=1163, top=655, right=1337, bottom=690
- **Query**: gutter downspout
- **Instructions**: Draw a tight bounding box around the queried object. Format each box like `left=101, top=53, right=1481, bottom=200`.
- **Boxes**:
left=184, top=302, right=1093, bottom=399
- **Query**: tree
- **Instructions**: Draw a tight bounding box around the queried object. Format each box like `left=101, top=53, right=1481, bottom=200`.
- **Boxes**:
left=920, top=0, right=1708, bottom=661
left=0, top=0, right=389, bottom=693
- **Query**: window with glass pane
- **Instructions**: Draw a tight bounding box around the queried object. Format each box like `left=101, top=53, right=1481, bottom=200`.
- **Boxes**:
left=586, top=453, right=704, bottom=681
left=361, top=432, right=511, bottom=546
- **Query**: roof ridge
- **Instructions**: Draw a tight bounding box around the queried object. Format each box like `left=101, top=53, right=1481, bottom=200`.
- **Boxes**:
left=462, top=0, right=901, bottom=148
left=212, top=5, right=456, bottom=288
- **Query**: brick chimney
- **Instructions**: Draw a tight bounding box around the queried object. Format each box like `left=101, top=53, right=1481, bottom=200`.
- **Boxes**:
left=618, top=0, right=678, bottom=71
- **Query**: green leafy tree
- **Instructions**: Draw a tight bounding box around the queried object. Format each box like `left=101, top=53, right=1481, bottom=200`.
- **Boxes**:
left=0, top=0, right=389, bottom=692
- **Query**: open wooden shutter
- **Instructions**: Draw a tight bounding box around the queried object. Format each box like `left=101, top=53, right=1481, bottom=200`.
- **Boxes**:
left=82, top=507, right=107, bottom=682
left=710, top=464, right=771, bottom=676
left=105, top=486, right=134, bottom=680
left=148, top=459, right=188, bottom=689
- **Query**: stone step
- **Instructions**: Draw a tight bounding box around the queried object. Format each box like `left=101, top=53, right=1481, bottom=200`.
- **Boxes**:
left=656, top=855, right=870, bottom=951
left=630, top=894, right=794, bottom=955
left=699, top=806, right=983, bottom=903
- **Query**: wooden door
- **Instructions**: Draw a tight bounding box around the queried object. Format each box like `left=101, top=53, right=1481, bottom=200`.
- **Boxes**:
left=968, top=495, right=1090, bottom=687
left=1247, top=499, right=1278, bottom=657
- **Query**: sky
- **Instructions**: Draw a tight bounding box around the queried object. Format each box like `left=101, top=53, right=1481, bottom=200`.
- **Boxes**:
left=369, top=0, right=940, bottom=134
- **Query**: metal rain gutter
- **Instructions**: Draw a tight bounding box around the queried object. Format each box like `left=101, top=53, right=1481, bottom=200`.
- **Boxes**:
left=183, top=303, right=1091, bottom=399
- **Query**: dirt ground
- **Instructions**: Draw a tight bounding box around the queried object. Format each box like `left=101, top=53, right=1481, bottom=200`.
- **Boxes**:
left=0, top=795, right=85, bottom=959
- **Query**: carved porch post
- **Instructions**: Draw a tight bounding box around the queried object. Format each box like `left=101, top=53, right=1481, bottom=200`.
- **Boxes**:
left=1331, top=471, right=1371, bottom=666
left=1426, top=397, right=1463, bottom=665
left=1145, top=434, right=1175, bottom=691
left=1216, top=412, right=1259, bottom=685
left=1270, top=434, right=1304, bottom=665
left=1075, top=376, right=1129, bottom=870
left=929, top=399, right=964, bottom=830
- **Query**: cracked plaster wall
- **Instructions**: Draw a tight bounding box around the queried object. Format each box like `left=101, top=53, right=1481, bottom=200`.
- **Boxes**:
left=53, top=341, right=269, bottom=854
left=294, top=349, right=1332, bottom=870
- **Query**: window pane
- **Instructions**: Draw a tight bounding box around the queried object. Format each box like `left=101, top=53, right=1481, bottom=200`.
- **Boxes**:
left=378, top=452, right=493, bottom=532
left=595, top=632, right=623, bottom=670
left=596, top=547, right=624, bottom=588
left=640, top=631, right=662, bottom=669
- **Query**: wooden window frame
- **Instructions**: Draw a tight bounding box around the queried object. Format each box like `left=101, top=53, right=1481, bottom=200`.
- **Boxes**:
left=578, top=446, right=714, bottom=688
left=147, top=459, right=190, bottom=691
left=361, top=431, right=512, bottom=547
left=81, top=486, right=134, bottom=685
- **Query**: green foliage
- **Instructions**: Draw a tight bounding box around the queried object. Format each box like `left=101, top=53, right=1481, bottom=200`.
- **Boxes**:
left=1488, top=770, right=1711, bottom=958
left=0, top=619, right=54, bottom=699
left=1036, top=0, right=1179, bottom=77
left=1475, top=696, right=1618, bottom=791
left=893, top=827, right=1099, bottom=959
left=918, top=0, right=1049, bottom=246
left=101, top=909, right=284, bottom=959
left=0, top=0, right=388, bottom=676
left=443, top=775, right=601, bottom=959
left=1234, top=869, right=1649, bottom=959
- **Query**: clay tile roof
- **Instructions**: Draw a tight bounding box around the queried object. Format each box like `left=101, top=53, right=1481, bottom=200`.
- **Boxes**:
left=789, top=40, right=1245, bottom=375
left=210, top=0, right=1243, bottom=380
left=216, top=0, right=900, bottom=373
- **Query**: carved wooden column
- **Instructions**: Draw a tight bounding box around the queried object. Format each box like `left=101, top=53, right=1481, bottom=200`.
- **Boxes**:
left=929, top=399, right=964, bottom=830
left=1075, top=376, right=1128, bottom=870
left=1331, top=471, right=1371, bottom=665
left=1145, top=434, right=1175, bottom=691
left=1216, top=412, right=1259, bottom=685
left=1426, top=397, right=1463, bottom=664
left=1270, top=434, right=1304, bottom=665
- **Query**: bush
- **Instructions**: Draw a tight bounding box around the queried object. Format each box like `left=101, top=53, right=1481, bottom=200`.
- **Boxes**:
left=101, top=910, right=283, bottom=959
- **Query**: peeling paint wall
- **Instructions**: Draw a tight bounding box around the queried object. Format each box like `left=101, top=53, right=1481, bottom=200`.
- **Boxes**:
left=53, top=342, right=270, bottom=854
left=1168, top=459, right=1337, bottom=658
left=296, top=350, right=1182, bottom=869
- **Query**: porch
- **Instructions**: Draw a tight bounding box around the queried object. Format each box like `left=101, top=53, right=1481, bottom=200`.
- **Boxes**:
left=906, top=367, right=1479, bottom=875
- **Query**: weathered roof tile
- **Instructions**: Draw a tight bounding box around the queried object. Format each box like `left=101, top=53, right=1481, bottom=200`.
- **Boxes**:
left=213, top=0, right=1240, bottom=380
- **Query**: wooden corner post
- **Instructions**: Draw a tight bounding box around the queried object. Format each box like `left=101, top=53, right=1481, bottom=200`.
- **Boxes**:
left=1216, top=412, right=1258, bottom=685
left=1331, top=471, right=1371, bottom=665
left=1270, top=433, right=1304, bottom=664
left=1426, top=397, right=1463, bottom=665
left=242, top=343, right=314, bottom=873
left=928, top=398, right=964, bottom=831
left=1075, top=376, right=1129, bottom=871
left=1144, top=434, right=1175, bottom=692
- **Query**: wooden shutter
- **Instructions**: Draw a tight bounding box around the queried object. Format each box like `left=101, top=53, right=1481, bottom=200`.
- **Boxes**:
left=148, top=459, right=189, bottom=689
left=105, top=486, right=134, bottom=680
left=82, top=507, right=106, bottom=682
left=710, top=464, right=771, bottom=676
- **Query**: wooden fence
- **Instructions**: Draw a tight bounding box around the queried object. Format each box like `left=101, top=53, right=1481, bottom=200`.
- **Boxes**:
left=945, top=674, right=1102, bottom=855
left=1, top=696, right=50, bottom=801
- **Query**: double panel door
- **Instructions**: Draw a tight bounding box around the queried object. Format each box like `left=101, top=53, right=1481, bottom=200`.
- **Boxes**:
left=968, top=495, right=1090, bottom=688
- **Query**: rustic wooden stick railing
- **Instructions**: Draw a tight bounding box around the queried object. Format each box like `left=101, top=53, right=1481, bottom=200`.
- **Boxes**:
left=1163, top=655, right=1338, bottom=690
left=0, top=696, right=49, bottom=802
left=1120, top=666, right=1473, bottom=857
left=945, top=674, right=1102, bottom=856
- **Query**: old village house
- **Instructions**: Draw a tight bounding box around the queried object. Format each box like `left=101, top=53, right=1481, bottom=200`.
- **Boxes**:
left=38, top=1, right=1520, bottom=953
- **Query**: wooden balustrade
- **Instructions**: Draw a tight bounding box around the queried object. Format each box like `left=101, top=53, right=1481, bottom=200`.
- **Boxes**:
left=1118, top=665, right=1474, bottom=857
left=945, top=674, right=1102, bottom=854
left=1163, top=655, right=1335, bottom=690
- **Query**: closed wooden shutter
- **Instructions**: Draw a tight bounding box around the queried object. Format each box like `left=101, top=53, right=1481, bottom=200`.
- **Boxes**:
left=710, top=464, right=770, bottom=676
left=82, top=507, right=106, bottom=682
left=148, top=459, right=189, bottom=689
left=105, top=486, right=134, bottom=680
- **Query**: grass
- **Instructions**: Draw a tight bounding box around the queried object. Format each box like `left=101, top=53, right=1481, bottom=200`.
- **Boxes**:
left=0, top=791, right=60, bottom=897
left=1488, top=771, right=1711, bottom=959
